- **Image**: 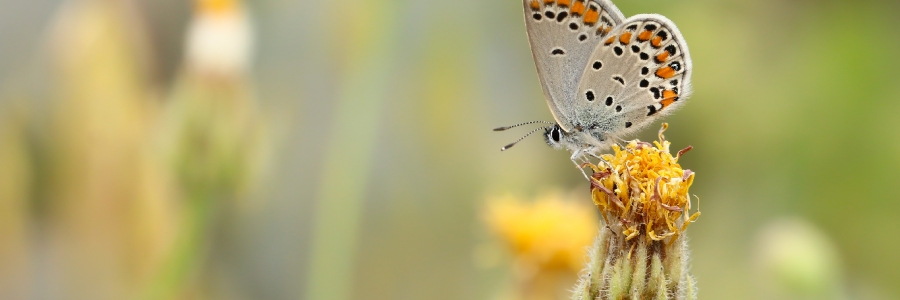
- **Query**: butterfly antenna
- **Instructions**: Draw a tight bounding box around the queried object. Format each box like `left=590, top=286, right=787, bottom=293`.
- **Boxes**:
left=501, top=126, right=551, bottom=151
left=493, top=120, right=555, bottom=131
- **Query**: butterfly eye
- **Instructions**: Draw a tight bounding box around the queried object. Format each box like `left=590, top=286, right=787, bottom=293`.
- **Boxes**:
left=551, top=127, right=562, bottom=142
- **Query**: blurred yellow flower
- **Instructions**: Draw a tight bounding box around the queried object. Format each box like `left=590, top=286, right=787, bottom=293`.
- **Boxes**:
left=484, top=192, right=598, bottom=300
left=486, top=193, right=598, bottom=274
left=197, top=0, right=238, bottom=15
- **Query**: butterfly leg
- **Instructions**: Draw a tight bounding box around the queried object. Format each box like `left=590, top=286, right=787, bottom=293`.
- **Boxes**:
left=589, top=152, right=614, bottom=170
left=570, top=150, right=592, bottom=180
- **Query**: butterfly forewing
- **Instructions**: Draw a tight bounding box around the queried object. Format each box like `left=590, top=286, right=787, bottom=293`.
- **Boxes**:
left=523, top=0, right=625, bottom=132
left=573, top=14, right=692, bottom=140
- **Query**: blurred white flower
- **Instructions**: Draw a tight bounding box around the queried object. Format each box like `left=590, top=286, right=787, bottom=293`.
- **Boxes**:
left=185, top=0, right=253, bottom=78
left=754, top=217, right=845, bottom=300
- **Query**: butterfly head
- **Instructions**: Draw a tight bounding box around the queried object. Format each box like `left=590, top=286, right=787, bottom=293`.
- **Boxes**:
left=543, top=123, right=591, bottom=153
left=543, top=124, right=565, bottom=149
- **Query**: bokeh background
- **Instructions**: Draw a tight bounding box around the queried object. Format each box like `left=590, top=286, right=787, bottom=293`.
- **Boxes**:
left=1, top=0, right=899, bottom=299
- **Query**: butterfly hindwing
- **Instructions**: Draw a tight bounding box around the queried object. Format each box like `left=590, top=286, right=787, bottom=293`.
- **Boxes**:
left=523, top=0, right=625, bottom=132
left=573, top=14, right=693, bottom=140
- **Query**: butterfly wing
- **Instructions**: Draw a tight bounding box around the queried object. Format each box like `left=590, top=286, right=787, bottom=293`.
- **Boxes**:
left=572, top=14, right=693, bottom=143
left=523, top=0, right=625, bottom=132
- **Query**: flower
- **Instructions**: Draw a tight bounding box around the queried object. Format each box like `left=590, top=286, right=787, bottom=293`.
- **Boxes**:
left=185, top=0, right=254, bottom=78
left=485, top=192, right=598, bottom=300
left=486, top=193, right=598, bottom=274
left=573, top=123, right=700, bottom=300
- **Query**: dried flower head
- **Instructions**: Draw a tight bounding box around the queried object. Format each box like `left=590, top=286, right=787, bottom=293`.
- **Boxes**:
left=573, top=123, right=700, bottom=300
left=586, top=123, right=699, bottom=242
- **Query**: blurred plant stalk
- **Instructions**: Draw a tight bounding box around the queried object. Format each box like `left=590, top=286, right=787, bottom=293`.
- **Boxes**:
left=146, top=0, right=266, bottom=299
left=43, top=0, right=174, bottom=299
left=0, top=0, right=269, bottom=299
left=0, top=108, right=33, bottom=300
left=303, top=0, right=401, bottom=299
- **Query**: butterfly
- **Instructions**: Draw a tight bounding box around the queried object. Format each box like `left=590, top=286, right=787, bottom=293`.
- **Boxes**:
left=495, top=0, right=693, bottom=178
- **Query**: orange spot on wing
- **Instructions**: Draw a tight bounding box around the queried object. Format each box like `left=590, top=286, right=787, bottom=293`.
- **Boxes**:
left=530, top=0, right=540, bottom=10
left=661, top=98, right=676, bottom=109
left=655, top=51, right=670, bottom=63
left=597, top=25, right=611, bottom=36
left=651, top=36, right=663, bottom=48
left=638, top=30, right=653, bottom=41
left=656, top=67, right=676, bottom=79
left=544, top=0, right=554, bottom=4
left=584, top=7, right=599, bottom=25
left=557, top=0, right=571, bottom=7
left=605, top=36, right=616, bottom=45
left=662, top=90, right=678, bottom=100
left=570, top=0, right=585, bottom=15
left=619, top=32, right=633, bottom=44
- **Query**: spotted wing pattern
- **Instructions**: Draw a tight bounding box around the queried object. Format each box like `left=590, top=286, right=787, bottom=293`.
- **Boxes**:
left=572, top=14, right=692, bottom=143
left=523, top=0, right=625, bottom=132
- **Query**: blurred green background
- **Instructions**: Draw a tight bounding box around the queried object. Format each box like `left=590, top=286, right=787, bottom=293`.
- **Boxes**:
left=1, top=0, right=899, bottom=299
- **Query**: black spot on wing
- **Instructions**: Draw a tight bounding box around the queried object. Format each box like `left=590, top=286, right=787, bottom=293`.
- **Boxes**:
left=647, top=105, right=658, bottom=116
left=665, top=44, right=677, bottom=56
